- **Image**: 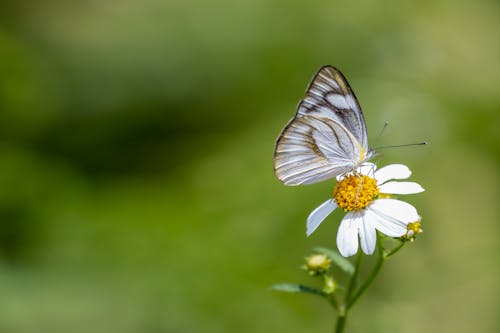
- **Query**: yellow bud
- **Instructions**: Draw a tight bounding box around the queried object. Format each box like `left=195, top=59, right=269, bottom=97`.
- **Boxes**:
left=402, top=220, right=423, bottom=240
left=304, top=254, right=331, bottom=275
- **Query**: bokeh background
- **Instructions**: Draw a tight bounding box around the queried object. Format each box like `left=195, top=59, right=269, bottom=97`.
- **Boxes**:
left=0, top=0, right=499, bottom=332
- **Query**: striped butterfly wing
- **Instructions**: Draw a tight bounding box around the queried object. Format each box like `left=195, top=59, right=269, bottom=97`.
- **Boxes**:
left=274, top=115, right=364, bottom=185
left=297, top=66, right=369, bottom=151
left=274, top=66, right=371, bottom=186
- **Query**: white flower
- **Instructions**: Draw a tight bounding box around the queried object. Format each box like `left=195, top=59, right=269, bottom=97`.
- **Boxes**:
left=306, top=163, right=424, bottom=257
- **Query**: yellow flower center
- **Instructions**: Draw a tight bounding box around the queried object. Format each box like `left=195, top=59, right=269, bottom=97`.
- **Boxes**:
left=333, top=174, right=379, bottom=212
left=407, top=221, right=421, bottom=233
left=404, top=221, right=423, bottom=239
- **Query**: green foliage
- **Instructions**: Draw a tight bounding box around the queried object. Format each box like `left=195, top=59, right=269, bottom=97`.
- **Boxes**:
left=271, top=283, right=327, bottom=298
left=313, top=247, right=355, bottom=276
left=0, top=0, right=498, bottom=332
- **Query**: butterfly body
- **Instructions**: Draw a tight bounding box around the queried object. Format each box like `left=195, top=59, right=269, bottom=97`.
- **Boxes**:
left=274, top=66, right=374, bottom=186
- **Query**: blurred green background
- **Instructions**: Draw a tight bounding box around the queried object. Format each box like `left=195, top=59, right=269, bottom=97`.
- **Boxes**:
left=0, top=0, right=499, bottom=332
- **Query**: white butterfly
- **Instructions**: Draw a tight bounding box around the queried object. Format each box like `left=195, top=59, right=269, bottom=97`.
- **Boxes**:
left=273, top=65, right=375, bottom=185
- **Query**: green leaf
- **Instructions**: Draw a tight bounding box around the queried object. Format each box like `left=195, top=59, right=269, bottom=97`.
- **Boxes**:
left=270, top=283, right=326, bottom=297
left=313, top=247, right=355, bottom=276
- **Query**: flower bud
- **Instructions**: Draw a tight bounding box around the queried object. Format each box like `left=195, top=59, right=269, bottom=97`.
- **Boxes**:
left=402, top=220, right=423, bottom=241
left=303, top=254, right=331, bottom=275
left=323, top=275, right=337, bottom=294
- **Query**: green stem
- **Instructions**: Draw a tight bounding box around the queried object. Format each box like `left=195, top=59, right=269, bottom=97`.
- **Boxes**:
left=384, top=240, right=405, bottom=258
left=347, top=234, right=386, bottom=309
left=327, top=293, right=340, bottom=312
left=334, top=312, right=346, bottom=333
left=347, top=248, right=384, bottom=309
left=334, top=236, right=408, bottom=331
left=347, top=238, right=406, bottom=309
left=346, top=252, right=363, bottom=300
left=334, top=253, right=362, bottom=333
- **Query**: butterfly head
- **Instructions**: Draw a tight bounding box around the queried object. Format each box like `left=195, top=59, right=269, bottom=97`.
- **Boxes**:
left=364, top=148, right=376, bottom=162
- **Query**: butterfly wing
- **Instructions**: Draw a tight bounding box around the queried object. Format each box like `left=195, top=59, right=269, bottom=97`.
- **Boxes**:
left=297, top=65, right=369, bottom=152
left=274, top=115, right=364, bottom=185
left=273, top=66, right=371, bottom=185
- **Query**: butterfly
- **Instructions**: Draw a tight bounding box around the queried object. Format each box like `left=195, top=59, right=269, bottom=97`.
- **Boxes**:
left=273, top=65, right=375, bottom=185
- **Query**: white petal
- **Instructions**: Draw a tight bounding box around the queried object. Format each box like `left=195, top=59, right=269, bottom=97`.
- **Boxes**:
left=375, top=164, right=411, bottom=184
left=367, top=199, right=420, bottom=237
left=359, top=213, right=377, bottom=254
left=336, top=212, right=361, bottom=257
left=379, top=181, right=425, bottom=194
left=369, top=199, right=420, bottom=222
left=364, top=208, right=406, bottom=237
left=306, top=199, right=337, bottom=236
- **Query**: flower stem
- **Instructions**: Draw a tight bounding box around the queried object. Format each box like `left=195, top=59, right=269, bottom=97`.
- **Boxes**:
left=347, top=236, right=407, bottom=309
left=347, top=234, right=385, bottom=309
left=334, top=312, right=346, bottom=333
left=384, top=240, right=405, bottom=258
left=332, top=237, right=408, bottom=331
left=327, top=293, right=340, bottom=312
left=334, top=253, right=362, bottom=333
left=347, top=248, right=384, bottom=309
left=346, top=253, right=363, bottom=300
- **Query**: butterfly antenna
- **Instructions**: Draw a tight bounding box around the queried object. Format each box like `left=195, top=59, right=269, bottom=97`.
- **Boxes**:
left=377, top=121, right=389, bottom=139
left=372, top=121, right=389, bottom=148
left=373, top=142, right=429, bottom=150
